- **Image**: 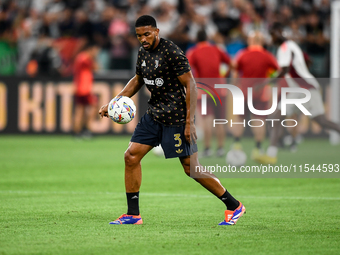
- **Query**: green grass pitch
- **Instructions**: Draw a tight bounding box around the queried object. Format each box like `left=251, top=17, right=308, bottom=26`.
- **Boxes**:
left=0, top=135, right=339, bottom=255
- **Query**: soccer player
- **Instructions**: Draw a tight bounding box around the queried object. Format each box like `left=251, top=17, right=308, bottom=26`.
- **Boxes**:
left=254, top=23, right=340, bottom=164
left=99, top=15, right=245, bottom=225
left=186, top=29, right=232, bottom=157
left=231, top=31, right=279, bottom=159
left=73, top=42, right=99, bottom=138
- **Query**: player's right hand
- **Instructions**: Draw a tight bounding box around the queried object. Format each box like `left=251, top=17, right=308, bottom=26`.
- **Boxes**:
left=99, top=104, right=109, bottom=118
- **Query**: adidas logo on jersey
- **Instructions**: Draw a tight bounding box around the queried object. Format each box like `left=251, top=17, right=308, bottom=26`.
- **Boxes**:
left=176, top=149, right=183, bottom=154
left=142, top=60, right=146, bottom=67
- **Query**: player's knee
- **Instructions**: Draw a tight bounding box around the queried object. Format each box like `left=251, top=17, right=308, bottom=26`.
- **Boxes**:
left=124, top=149, right=139, bottom=167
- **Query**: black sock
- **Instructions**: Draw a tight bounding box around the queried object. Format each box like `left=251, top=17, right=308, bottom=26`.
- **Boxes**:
left=126, top=192, right=140, bottom=215
left=234, top=137, right=240, bottom=142
left=219, top=190, right=239, bottom=211
left=256, top=141, right=261, bottom=149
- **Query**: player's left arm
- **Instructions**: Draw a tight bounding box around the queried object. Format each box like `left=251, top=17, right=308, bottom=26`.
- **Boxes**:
left=178, top=71, right=197, bottom=144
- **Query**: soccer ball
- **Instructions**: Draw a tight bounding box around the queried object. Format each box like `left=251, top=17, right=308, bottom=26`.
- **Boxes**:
left=108, top=96, right=136, bottom=124
left=226, top=149, right=247, bottom=167
left=153, top=145, right=164, bottom=157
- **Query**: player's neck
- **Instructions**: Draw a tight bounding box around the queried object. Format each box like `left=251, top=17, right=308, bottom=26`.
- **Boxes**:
left=151, top=37, right=161, bottom=51
left=248, top=45, right=263, bottom=50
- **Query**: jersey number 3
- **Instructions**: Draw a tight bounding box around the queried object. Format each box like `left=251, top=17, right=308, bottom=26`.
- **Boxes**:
left=174, top=134, right=182, bottom=147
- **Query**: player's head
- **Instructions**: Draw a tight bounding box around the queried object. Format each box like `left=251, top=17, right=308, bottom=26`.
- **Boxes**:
left=247, top=30, right=264, bottom=46
left=135, top=15, right=160, bottom=51
left=270, top=22, right=285, bottom=45
left=83, top=41, right=100, bottom=58
left=196, top=29, right=207, bottom=42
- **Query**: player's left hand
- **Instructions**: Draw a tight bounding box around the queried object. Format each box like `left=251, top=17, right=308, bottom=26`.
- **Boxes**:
left=99, top=104, right=109, bottom=118
left=185, top=122, right=197, bottom=145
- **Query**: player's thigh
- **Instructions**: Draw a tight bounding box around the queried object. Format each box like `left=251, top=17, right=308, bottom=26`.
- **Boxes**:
left=125, top=142, right=153, bottom=162
left=131, top=113, right=162, bottom=147
left=161, top=125, right=198, bottom=159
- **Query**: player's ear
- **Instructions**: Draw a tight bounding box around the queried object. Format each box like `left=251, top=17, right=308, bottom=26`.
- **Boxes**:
left=155, top=28, right=160, bottom=36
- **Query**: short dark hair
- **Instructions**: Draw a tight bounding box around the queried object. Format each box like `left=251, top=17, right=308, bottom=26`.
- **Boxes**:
left=135, top=15, right=157, bottom=28
left=83, top=41, right=98, bottom=51
left=270, top=22, right=283, bottom=33
left=196, top=29, right=207, bottom=42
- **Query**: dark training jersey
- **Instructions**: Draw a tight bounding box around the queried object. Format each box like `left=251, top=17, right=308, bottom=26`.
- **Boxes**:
left=136, top=38, right=191, bottom=126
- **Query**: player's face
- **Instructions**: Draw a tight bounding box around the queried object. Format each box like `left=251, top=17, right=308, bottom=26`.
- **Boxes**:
left=135, top=26, right=160, bottom=51
left=90, top=46, right=100, bottom=58
left=270, top=30, right=282, bottom=45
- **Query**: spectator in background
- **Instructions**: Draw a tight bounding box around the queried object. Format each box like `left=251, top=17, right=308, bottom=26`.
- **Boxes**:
left=282, top=18, right=306, bottom=44
left=0, top=0, right=333, bottom=77
left=194, top=0, right=214, bottom=17
left=74, top=9, right=93, bottom=42
left=317, top=0, right=330, bottom=21
left=58, top=8, right=75, bottom=37
left=305, top=11, right=327, bottom=55
left=188, top=13, right=218, bottom=42
left=109, top=7, right=132, bottom=69
left=45, top=0, right=65, bottom=14
left=26, top=27, right=61, bottom=77
left=73, top=42, right=100, bottom=139
left=212, top=0, right=240, bottom=40
left=167, top=14, right=190, bottom=51
left=16, top=9, right=40, bottom=74
left=291, top=0, right=308, bottom=19
left=0, top=0, right=20, bottom=74
left=92, top=6, right=113, bottom=49
left=154, top=2, right=178, bottom=39
left=39, top=11, right=60, bottom=38
left=0, top=20, right=17, bottom=75
left=84, top=0, right=106, bottom=23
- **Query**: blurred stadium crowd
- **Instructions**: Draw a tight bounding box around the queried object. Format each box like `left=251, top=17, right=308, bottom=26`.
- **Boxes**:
left=0, top=0, right=331, bottom=77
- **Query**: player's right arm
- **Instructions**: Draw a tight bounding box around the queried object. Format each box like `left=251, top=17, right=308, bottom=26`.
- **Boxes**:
left=99, top=74, right=144, bottom=118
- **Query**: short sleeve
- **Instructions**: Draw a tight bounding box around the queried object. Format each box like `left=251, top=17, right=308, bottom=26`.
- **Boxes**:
left=167, top=45, right=191, bottom=77
left=277, top=42, right=291, bottom=68
left=135, top=48, right=142, bottom=75
left=217, top=47, right=231, bottom=65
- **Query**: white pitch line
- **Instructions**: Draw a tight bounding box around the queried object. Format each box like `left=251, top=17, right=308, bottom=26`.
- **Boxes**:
left=0, top=190, right=340, bottom=201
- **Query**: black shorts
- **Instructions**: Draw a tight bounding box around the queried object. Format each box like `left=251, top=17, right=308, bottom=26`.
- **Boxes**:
left=74, top=94, right=97, bottom=106
left=131, top=113, right=198, bottom=159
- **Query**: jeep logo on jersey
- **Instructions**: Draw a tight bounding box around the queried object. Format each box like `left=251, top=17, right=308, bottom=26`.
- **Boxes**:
left=143, top=78, right=164, bottom=87
left=155, top=78, right=164, bottom=87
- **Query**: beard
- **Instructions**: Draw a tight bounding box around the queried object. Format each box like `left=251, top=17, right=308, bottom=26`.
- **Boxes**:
left=143, top=36, right=157, bottom=51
